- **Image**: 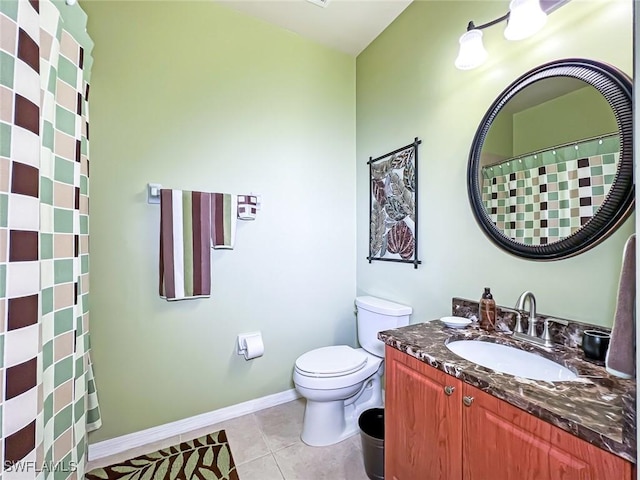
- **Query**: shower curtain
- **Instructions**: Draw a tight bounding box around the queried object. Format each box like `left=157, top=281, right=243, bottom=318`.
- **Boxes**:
left=1, top=0, right=100, bottom=478
left=481, top=135, right=619, bottom=245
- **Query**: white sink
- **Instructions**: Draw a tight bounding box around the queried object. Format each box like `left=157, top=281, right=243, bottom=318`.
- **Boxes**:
left=446, top=340, right=578, bottom=382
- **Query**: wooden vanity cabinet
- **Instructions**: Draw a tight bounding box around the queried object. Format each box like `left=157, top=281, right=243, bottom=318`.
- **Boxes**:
left=385, top=346, right=633, bottom=480
left=385, top=344, right=463, bottom=480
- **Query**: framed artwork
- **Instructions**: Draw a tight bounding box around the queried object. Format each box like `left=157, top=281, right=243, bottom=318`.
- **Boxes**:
left=368, top=137, right=422, bottom=269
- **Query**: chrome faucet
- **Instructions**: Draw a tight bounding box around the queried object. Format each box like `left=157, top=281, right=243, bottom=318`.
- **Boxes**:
left=515, top=291, right=537, bottom=336
left=512, top=291, right=568, bottom=347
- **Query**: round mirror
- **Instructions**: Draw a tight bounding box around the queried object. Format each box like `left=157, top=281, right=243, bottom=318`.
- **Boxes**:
left=467, top=59, right=633, bottom=260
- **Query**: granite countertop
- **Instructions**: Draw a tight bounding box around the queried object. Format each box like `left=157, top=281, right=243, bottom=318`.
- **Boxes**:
left=378, top=320, right=636, bottom=464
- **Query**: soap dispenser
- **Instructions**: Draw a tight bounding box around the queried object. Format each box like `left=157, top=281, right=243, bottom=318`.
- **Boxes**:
left=479, top=287, right=496, bottom=331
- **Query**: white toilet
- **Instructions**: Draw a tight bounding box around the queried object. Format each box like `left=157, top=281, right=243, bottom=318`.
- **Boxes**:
left=293, top=295, right=412, bottom=446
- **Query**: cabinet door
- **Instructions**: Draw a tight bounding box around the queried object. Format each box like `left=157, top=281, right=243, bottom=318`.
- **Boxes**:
left=462, top=383, right=632, bottom=480
left=385, top=346, right=463, bottom=480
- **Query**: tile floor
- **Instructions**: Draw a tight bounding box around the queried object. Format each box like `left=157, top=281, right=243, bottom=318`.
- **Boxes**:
left=86, top=399, right=371, bottom=480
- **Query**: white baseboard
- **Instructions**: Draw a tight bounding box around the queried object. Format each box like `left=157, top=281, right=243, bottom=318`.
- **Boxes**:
left=88, top=388, right=301, bottom=461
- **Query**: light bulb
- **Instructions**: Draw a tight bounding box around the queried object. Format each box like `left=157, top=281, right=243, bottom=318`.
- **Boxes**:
left=504, top=0, right=547, bottom=41
left=455, top=30, right=488, bottom=70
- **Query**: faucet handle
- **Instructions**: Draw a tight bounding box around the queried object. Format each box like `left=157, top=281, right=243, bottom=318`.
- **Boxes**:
left=513, top=311, right=524, bottom=334
left=541, top=317, right=569, bottom=345
left=545, top=317, right=569, bottom=326
left=500, top=307, right=524, bottom=333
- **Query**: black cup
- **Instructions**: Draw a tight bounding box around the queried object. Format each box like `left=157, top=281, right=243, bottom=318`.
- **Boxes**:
left=581, top=330, right=611, bottom=361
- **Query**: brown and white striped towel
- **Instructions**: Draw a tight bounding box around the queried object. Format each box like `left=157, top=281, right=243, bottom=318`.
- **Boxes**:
left=211, top=193, right=237, bottom=249
left=160, top=190, right=212, bottom=300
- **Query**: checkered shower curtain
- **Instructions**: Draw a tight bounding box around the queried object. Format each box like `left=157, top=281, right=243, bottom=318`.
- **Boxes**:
left=481, top=140, right=619, bottom=246
left=1, top=0, right=101, bottom=478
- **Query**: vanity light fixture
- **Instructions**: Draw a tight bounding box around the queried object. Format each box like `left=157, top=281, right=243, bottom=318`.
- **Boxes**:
left=455, top=0, right=548, bottom=70
left=504, top=0, right=548, bottom=40
left=455, top=28, right=491, bottom=71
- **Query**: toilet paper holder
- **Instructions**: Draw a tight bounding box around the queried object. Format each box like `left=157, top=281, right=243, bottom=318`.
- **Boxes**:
left=237, top=332, right=263, bottom=360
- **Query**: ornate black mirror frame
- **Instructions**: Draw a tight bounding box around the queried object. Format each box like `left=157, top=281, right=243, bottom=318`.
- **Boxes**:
left=467, top=58, right=634, bottom=260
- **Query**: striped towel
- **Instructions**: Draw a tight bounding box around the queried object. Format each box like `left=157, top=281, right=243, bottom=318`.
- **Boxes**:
left=211, top=193, right=237, bottom=249
left=160, top=190, right=212, bottom=300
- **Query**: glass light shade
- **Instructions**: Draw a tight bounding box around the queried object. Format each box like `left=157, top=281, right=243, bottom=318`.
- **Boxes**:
left=504, top=0, right=547, bottom=41
left=455, top=30, right=488, bottom=70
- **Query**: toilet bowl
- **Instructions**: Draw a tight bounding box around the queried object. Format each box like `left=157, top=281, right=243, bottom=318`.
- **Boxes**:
left=293, top=296, right=412, bottom=447
left=293, top=346, right=383, bottom=446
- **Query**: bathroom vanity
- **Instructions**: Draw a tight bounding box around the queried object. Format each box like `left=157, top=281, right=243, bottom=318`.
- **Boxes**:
left=379, top=308, right=636, bottom=479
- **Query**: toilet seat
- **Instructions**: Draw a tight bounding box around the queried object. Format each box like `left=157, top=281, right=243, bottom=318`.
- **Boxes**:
left=295, top=346, right=368, bottom=378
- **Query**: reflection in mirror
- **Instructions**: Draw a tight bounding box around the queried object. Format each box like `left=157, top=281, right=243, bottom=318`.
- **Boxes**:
left=479, top=78, right=619, bottom=245
left=466, top=59, right=633, bottom=260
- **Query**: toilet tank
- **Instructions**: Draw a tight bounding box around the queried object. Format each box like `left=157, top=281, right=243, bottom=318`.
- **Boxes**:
left=355, top=296, right=412, bottom=358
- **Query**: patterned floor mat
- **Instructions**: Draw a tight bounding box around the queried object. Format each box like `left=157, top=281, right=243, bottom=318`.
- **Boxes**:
left=85, top=430, right=239, bottom=479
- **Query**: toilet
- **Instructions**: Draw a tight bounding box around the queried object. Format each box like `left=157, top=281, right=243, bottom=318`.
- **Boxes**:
left=293, top=295, right=412, bottom=446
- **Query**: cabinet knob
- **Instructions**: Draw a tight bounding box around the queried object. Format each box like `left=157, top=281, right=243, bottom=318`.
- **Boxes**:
left=463, top=396, right=474, bottom=407
left=444, top=385, right=455, bottom=396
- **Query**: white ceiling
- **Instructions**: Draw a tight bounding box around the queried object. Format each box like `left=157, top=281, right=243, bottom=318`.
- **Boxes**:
left=214, top=0, right=414, bottom=56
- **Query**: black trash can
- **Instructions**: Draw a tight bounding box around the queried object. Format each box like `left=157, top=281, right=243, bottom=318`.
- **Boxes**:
left=358, top=408, right=385, bottom=480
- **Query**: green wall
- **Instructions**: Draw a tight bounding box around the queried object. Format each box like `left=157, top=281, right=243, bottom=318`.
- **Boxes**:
left=83, top=1, right=356, bottom=442
left=356, top=1, right=633, bottom=325
left=513, top=86, right=617, bottom=155
left=483, top=85, right=617, bottom=163
left=481, top=106, right=513, bottom=165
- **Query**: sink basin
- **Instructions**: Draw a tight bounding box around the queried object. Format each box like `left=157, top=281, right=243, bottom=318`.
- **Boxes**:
left=446, top=340, right=578, bottom=382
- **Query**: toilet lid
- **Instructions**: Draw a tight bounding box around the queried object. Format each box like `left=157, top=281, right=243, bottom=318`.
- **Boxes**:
left=295, top=346, right=368, bottom=377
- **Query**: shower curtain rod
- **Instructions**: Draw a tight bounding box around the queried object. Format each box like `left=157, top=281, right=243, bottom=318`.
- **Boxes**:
left=482, top=131, right=618, bottom=169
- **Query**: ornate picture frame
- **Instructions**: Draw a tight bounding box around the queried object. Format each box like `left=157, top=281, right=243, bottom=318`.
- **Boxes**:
left=368, top=137, right=422, bottom=269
